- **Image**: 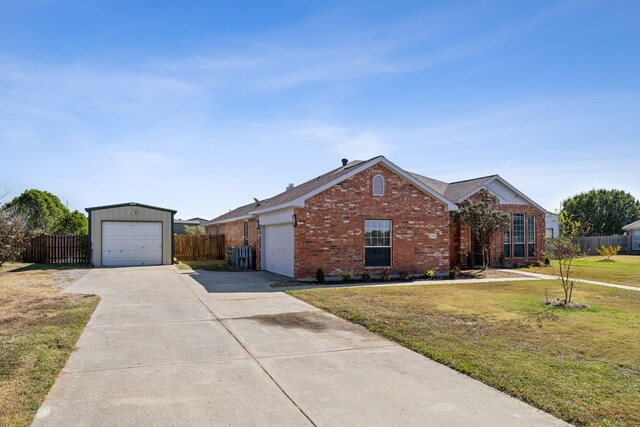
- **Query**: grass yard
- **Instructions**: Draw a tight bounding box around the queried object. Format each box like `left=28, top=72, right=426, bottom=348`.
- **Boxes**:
left=0, top=263, right=99, bottom=427
left=176, top=260, right=229, bottom=271
left=288, top=280, right=640, bottom=426
left=521, top=255, right=640, bottom=287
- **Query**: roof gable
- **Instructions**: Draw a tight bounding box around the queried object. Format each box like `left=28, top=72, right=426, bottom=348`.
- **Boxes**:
left=623, top=220, right=640, bottom=230
left=85, top=202, right=176, bottom=214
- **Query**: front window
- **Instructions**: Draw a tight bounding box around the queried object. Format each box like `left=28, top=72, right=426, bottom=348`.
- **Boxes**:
left=634, top=230, right=640, bottom=251
left=365, top=220, right=391, bottom=267
left=527, top=215, right=535, bottom=257
left=513, top=213, right=525, bottom=258
left=503, top=223, right=511, bottom=258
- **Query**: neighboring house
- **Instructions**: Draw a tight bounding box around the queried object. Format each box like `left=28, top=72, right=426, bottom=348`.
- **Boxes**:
left=205, top=156, right=546, bottom=279
left=174, top=217, right=208, bottom=234
left=622, top=220, right=640, bottom=254
left=545, top=211, right=560, bottom=238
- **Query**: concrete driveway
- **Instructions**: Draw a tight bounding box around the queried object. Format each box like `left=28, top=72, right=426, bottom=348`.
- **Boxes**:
left=33, top=266, right=566, bottom=426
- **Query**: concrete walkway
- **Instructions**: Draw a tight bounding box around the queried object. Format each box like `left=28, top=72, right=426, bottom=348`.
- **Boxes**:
left=501, top=269, right=640, bottom=292
left=33, top=267, right=567, bottom=426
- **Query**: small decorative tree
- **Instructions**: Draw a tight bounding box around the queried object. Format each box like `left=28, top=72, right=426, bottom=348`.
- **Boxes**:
left=544, top=211, right=588, bottom=305
left=183, top=225, right=205, bottom=236
left=596, top=245, right=622, bottom=262
left=0, top=205, right=30, bottom=267
left=455, top=189, right=510, bottom=270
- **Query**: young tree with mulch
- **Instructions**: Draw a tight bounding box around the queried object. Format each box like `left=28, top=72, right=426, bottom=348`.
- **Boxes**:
left=455, top=189, right=510, bottom=270
left=544, top=211, right=588, bottom=306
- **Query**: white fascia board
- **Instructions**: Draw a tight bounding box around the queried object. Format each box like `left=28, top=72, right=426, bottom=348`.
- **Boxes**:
left=457, top=176, right=546, bottom=213
left=622, top=220, right=640, bottom=230
left=249, top=156, right=458, bottom=215
left=205, top=214, right=255, bottom=226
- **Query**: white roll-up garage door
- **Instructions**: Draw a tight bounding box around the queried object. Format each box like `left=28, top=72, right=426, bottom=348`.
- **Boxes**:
left=262, top=224, right=294, bottom=277
left=102, top=221, right=162, bottom=266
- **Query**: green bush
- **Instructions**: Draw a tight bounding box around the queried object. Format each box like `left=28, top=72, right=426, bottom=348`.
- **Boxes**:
left=544, top=257, right=551, bottom=266
left=467, top=251, right=475, bottom=267
left=341, top=271, right=353, bottom=281
left=361, top=271, right=371, bottom=281
left=380, top=270, right=390, bottom=281
left=316, top=268, right=325, bottom=283
left=423, top=268, right=436, bottom=279
left=498, top=250, right=506, bottom=267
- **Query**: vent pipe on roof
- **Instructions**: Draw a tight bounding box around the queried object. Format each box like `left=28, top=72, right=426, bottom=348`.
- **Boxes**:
left=341, top=158, right=348, bottom=166
left=286, top=183, right=295, bottom=191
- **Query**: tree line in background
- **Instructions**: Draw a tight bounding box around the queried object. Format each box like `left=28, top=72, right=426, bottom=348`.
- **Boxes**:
left=560, top=188, right=640, bottom=236
left=0, top=189, right=88, bottom=266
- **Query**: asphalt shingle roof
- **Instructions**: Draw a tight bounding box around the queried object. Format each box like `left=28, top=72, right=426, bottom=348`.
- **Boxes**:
left=208, top=157, right=506, bottom=224
left=208, top=160, right=366, bottom=224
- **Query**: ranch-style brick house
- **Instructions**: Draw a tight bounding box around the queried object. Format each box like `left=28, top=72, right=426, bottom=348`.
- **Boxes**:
left=205, top=156, right=546, bottom=279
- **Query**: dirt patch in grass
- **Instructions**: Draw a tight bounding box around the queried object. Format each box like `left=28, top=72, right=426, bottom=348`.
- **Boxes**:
left=289, top=280, right=640, bottom=426
left=0, top=263, right=98, bottom=426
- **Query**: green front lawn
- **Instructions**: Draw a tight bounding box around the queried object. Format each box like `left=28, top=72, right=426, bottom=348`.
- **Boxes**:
left=0, top=263, right=99, bottom=426
left=288, top=280, right=640, bottom=426
left=521, top=255, right=640, bottom=287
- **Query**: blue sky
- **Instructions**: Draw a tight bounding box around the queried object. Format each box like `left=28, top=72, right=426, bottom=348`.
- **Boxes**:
left=1, top=0, right=639, bottom=219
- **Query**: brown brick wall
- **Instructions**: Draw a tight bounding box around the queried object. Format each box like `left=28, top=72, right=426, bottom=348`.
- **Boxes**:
left=205, top=219, right=258, bottom=249
left=293, top=164, right=450, bottom=278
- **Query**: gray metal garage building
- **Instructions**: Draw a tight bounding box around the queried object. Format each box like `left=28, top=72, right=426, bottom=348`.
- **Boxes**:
left=86, top=202, right=176, bottom=267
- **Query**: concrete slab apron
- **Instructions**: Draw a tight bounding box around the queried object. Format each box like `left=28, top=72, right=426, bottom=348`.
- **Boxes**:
left=35, top=267, right=568, bottom=426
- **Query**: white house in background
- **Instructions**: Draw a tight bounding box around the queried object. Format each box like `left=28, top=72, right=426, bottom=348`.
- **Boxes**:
left=545, top=211, right=560, bottom=238
left=622, top=220, right=640, bottom=254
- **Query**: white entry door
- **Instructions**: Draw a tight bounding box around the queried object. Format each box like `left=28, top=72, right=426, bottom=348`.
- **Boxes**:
left=262, top=224, right=294, bottom=277
left=102, top=221, right=162, bottom=266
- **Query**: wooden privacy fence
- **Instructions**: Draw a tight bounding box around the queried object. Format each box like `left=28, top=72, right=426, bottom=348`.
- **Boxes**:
left=174, top=234, right=226, bottom=261
left=226, top=245, right=255, bottom=269
left=23, top=234, right=89, bottom=264
left=572, top=235, right=630, bottom=255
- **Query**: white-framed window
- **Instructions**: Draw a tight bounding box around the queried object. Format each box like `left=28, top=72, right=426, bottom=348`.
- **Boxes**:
left=365, top=219, right=391, bottom=267
left=503, top=221, right=511, bottom=258
left=513, top=213, right=525, bottom=258
left=633, top=229, right=640, bottom=251
left=527, top=215, right=535, bottom=257
left=373, top=175, right=385, bottom=196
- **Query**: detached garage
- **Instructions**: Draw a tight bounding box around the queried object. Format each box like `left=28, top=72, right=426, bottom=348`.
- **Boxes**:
left=86, top=202, right=176, bottom=267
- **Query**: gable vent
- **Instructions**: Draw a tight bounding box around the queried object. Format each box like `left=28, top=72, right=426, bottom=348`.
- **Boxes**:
left=373, top=175, right=385, bottom=196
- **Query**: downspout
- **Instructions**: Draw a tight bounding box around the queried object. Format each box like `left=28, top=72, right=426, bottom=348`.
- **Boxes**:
left=86, top=210, right=93, bottom=267
left=171, top=212, right=175, bottom=264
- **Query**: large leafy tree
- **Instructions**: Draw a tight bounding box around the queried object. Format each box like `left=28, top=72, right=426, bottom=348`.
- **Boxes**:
left=455, top=189, right=510, bottom=269
left=54, top=210, right=89, bottom=235
left=4, top=189, right=87, bottom=234
left=561, top=189, right=640, bottom=236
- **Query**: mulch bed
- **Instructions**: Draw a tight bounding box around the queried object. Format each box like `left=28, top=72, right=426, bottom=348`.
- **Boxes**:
left=271, top=268, right=525, bottom=288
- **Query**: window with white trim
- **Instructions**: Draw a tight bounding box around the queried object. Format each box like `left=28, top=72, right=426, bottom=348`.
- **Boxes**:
left=633, top=230, right=640, bottom=251
left=527, top=215, right=535, bottom=257
left=373, top=175, right=385, bottom=196
left=365, top=220, right=391, bottom=267
left=513, top=213, right=525, bottom=258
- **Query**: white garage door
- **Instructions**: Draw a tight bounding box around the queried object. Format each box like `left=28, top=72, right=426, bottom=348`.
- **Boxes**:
left=263, top=224, right=294, bottom=277
left=102, top=221, right=162, bottom=266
